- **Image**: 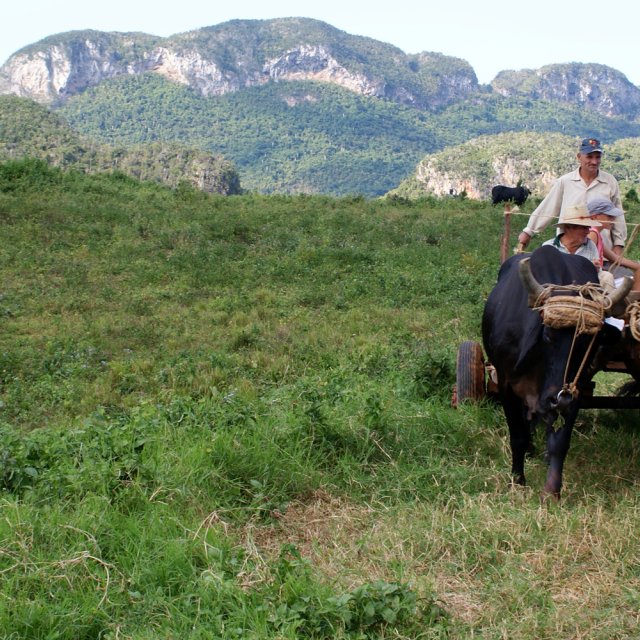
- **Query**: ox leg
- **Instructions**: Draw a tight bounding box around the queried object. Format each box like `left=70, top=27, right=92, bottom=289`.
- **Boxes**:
left=542, top=405, right=579, bottom=499
left=501, top=389, right=530, bottom=486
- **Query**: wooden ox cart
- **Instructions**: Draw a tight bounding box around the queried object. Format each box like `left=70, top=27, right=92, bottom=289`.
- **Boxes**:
left=454, top=204, right=640, bottom=410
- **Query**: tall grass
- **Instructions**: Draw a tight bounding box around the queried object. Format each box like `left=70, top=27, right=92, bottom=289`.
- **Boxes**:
left=1, top=160, right=640, bottom=638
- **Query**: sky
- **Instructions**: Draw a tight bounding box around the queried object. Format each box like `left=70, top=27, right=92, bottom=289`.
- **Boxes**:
left=2, top=0, right=639, bottom=87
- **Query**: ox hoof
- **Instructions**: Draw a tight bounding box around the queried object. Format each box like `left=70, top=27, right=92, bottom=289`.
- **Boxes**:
left=540, top=487, right=561, bottom=504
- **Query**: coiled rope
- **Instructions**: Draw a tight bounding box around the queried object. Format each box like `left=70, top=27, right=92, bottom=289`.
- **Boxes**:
left=628, top=301, right=640, bottom=341
left=532, top=283, right=606, bottom=335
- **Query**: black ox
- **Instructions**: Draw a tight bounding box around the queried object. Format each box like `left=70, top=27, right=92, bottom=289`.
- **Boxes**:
left=491, top=185, right=531, bottom=206
left=482, top=245, right=631, bottom=498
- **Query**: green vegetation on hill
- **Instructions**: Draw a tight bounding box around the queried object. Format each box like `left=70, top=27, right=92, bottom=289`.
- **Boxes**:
left=57, top=73, right=640, bottom=196
left=608, top=137, right=640, bottom=183
left=4, top=17, right=640, bottom=196
left=491, top=63, right=640, bottom=119
left=0, top=94, right=89, bottom=165
left=59, top=74, right=441, bottom=195
left=434, top=92, right=640, bottom=141
left=391, top=131, right=640, bottom=200
left=158, top=17, right=477, bottom=110
left=0, top=95, right=241, bottom=194
left=19, top=29, right=162, bottom=59
left=2, top=159, right=640, bottom=638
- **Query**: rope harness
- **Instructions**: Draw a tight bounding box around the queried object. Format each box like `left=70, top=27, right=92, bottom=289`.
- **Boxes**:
left=628, top=301, right=640, bottom=342
left=532, top=284, right=606, bottom=398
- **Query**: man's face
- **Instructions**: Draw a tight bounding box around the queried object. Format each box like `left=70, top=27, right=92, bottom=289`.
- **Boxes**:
left=577, top=151, right=602, bottom=177
left=563, top=223, right=591, bottom=243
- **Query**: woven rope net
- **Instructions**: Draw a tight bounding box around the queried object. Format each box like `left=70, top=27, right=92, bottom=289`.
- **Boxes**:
left=533, top=284, right=606, bottom=335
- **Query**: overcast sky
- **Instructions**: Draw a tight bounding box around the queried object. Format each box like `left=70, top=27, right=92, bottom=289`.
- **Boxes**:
left=3, top=0, right=639, bottom=86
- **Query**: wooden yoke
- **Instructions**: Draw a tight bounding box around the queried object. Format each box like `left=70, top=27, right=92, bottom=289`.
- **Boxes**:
left=500, top=203, right=512, bottom=263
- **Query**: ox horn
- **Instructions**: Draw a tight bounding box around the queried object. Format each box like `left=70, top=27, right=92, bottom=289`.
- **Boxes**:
left=603, top=275, right=633, bottom=314
left=518, top=258, right=545, bottom=306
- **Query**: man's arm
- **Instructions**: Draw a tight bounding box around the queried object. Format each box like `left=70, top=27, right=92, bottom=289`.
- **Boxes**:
left=519, top=180, right=564, bottom=246
left=602, top=243, right=638, bottom=269
left=610, top=184, right=627, bottom=247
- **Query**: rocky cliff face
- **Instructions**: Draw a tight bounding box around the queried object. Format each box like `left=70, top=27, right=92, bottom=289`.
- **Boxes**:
left=0, top=19, right=478, bottom=109
left=152, top=46, right=239, bottom=96
left=396, top=132, right=584, bottom=201
left=3, top=20, right=640, bottom=121
left=414, top=157, right=561, bottom=200
left=264, top=45, right=384, bottom=97
left=0, top=33, right=160, bottom=103
left=6, top=22, right=637, bottom=118
left=492, top=63, right=640, bottom=118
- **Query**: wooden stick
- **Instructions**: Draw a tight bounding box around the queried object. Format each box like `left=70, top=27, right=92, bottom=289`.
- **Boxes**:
left=500, top=203, right=512, bottom=263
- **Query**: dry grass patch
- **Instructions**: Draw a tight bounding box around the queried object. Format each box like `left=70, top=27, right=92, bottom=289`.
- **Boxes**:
left=245, top=489, right=380, bottom=586
left=240, top=487, right=640, bottom=637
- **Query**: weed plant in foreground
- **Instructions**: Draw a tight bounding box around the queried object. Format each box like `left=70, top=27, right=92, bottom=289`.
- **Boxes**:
left=1, top=160, right=640, bottom=638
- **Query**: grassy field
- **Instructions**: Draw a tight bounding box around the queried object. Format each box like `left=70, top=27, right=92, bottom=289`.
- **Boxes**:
left=1, top=159, right=640, bottom=639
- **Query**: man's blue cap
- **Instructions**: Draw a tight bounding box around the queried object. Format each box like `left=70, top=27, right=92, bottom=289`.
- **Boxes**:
left=579, top=138, right=603, bottom=154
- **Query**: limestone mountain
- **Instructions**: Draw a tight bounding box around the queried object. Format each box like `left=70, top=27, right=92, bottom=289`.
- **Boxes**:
left=491, top=64, right=640, bottom=119
left=2, top=18, right=640, bottom=119
left=0, top=18, right=478, bottom=110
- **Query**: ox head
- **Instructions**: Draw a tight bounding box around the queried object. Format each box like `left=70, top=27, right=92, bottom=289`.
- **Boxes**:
left=519, top=258, right=632, bottom=316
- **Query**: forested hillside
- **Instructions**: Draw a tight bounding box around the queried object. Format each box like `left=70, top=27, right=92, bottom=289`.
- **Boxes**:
left=57, top=74, right=640, bottom=196
left=391, top=131, right=640, bottom=200
left=0, top=95, right=241, bottom=194
left=0, top=18, right=478, bottom=109
left=58, top=75, right=440, bottom=195
left=492, top=63, right=640, bottom=118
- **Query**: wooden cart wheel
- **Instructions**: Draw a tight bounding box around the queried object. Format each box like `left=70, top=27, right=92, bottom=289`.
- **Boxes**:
left=455, top=341, right=486, bottom=405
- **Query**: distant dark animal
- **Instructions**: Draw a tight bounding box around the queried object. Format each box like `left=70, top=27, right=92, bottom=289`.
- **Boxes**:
left=482, top=245, right=631, bottom=499
left=491, top=185, right=531, bottom=206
